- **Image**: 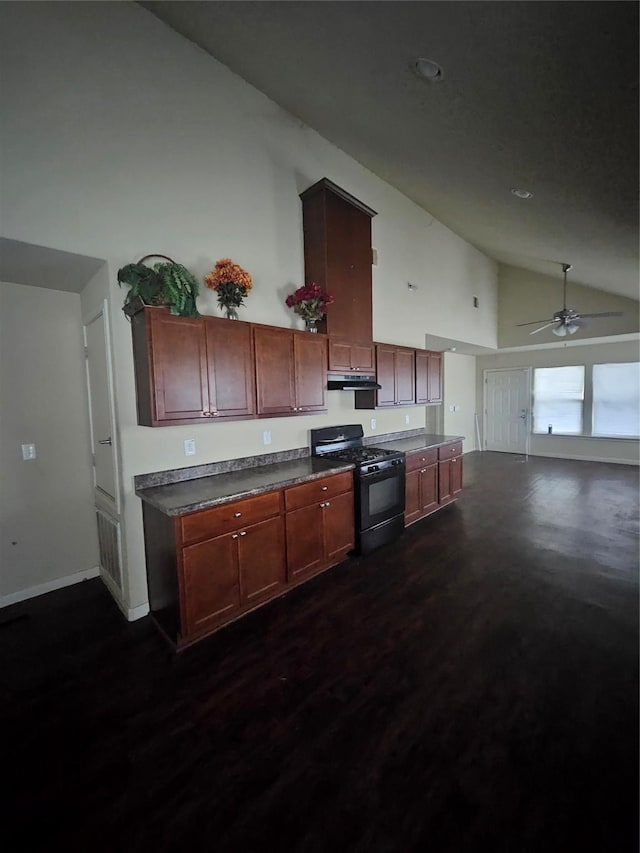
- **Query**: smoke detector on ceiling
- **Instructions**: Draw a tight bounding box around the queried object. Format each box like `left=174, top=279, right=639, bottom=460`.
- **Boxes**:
left=411, top=58, right=444, bottom=82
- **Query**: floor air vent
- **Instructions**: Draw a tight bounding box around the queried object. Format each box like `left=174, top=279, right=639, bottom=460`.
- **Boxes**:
left=96, top=508, right=123, bottom=592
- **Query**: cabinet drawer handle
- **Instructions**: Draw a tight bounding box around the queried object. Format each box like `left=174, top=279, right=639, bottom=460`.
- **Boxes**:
left=234, top=512, right=242, bottom=518
left=239, top=531, right=247, bottom=536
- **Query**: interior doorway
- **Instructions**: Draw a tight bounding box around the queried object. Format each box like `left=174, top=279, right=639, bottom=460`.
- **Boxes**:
left=483, top=368, right=531, bottom=454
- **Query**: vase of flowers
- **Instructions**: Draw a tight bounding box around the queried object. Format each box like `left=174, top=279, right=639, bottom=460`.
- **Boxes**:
left=205, top=258, right=253, bottom=319
left=285, top=282, right=334, bottom=331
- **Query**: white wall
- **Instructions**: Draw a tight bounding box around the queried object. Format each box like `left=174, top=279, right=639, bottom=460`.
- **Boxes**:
left=0, top=2, right=498, bottom=613
left=477, top=339, right=640, bottom=464
left=443, top=352, right=478, bottom=453
left=0, top=282, right=99, bottom=603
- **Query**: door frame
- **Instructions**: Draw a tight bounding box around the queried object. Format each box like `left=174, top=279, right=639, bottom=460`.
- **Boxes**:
left=482, top=367, right=532, bottom=456
left=83, top=300, right=121, bottom=516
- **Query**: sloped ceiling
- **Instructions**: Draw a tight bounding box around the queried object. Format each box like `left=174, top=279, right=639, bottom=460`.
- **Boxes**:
left=141, top=0, right=639, bottom=301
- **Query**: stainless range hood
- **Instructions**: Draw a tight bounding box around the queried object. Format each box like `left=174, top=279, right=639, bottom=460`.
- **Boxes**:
left=327, top=374, right=381, bottom=391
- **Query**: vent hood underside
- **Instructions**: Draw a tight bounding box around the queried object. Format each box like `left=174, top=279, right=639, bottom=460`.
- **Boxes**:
left=327, top=374, right=381, bottom=391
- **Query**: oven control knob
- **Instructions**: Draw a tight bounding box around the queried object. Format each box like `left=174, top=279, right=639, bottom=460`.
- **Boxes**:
left=370, top=464, right=379, bottom=472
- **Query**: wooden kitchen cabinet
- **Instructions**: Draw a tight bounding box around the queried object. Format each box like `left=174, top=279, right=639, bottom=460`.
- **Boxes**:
left=438, top=442, right=464, bottom=506
left=285, top=471, right=354, bottom=581
left=415, top=349, right=443, bottom=405
left=405, top=449, right=439, bottom=526
left=130, top=307, right=255, bottom=426
left=300, top=178, right=377, bottom=344
left=355, top=343, right=416, bottom=409
left=328, top=338, right=375, bottom=373
left=254, top=325, right=327, bottom=416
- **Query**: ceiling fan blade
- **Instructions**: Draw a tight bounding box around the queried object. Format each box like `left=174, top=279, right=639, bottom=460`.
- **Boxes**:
left=529, top=321, right=558, bottom=335
left=576, top=311, right=624, bottom=319
left=516, top=318, right=554, bottom=327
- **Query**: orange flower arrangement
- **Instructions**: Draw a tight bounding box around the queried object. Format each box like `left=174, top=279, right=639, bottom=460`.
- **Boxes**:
left=205, top=258, right=253, bottom=318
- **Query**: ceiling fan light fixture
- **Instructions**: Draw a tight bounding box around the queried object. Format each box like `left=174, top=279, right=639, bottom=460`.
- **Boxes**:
left=567, top=324, right=579, bottom=334
left=411, top=58, right=444, bottom=82
left=552, top=324, right=568, bottom=337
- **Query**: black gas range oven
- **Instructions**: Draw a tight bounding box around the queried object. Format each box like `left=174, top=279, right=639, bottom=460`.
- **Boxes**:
left=311, top=424, right=406, bottom=556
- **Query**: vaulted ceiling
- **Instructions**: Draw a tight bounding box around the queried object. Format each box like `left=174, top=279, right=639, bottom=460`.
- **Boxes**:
left=142, top=0, right=639, bottom=301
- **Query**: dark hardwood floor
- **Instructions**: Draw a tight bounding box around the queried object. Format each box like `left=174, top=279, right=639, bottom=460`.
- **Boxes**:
left=2, top=452, right=638, bottom=853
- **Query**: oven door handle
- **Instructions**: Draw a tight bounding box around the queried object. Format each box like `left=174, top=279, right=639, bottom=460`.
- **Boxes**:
left=360, top=465, right=405, bottom=485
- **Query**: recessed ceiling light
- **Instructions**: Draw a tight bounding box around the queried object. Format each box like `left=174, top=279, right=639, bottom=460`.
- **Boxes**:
left=511, top=188, right=534, bottom=199
left=411, top=58, right=444, bottom=82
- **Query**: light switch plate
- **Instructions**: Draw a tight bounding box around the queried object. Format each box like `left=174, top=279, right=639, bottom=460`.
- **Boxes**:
left=263, top=431, right=272, bottom=446
left=405, top=415, right=410, bottom=425
left=184, top=438, right=196, bottom=457
left=370, top=418, right=376, bottom=430
left=21, top=443, right=36, bottom=461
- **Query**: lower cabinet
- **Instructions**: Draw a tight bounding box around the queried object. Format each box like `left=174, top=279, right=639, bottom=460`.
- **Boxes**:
left=405, top=442, right=463, bottom=526
left=284, top=472, right=354, bottom=581
left=142, top=470, right=354, bottom=650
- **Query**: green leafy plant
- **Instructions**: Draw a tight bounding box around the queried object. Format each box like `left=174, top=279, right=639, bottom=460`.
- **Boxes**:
left=118, top=254, right=200, bottom=318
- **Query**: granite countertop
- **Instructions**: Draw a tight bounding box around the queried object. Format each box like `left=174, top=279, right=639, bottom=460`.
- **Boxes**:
left=136, top=457, right=354, bottom=517
left=371, top=433, right=464, bottom=454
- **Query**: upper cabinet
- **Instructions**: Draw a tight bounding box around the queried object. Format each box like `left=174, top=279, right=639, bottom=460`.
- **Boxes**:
left=355, top=343, right=416, bottom=409
left=300, top=178, right=377, bottom=344
left=328, top=339, right=375, bottom=373
left=254, top=325, right=328, bottom=417
left=415, top=349, right=443, bottom=405
left=131, top=307, right=256, bottom=426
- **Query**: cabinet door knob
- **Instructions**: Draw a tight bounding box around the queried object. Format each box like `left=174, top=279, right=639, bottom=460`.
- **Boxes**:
left=234, top=512, right=242, bottom=518
left=231, top=534, right=238, bottom=539
left=239, top=531, right=247, bottom=536
left=212, top=411, right=219, bottom=417
left=319, top=502, right=325, bottom=508
left=325, top=501, right=331, bottom=507
left=321, top=486, right=328, bottom=491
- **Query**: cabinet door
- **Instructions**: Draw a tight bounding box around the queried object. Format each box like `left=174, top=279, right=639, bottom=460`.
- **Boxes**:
left=238, top=515, right=285, bottom=604
left=415, top=351, right=429, bottom=405
left=205, top=317, right=256, bottom=418
left=405, top=468, right=422, bottom=525
left=181, top=533, right=240, bottom=636
left=324, top=192, right=373, bottom=343
left=375, top=345, right=397, bottom=407
left=286, top=504, right=324, bottom=580
left=254, top=326, right=295, bottom=416
left=420, top=464, right=439, bottom=514
left=395, top=348, right=416, bottom=405
left=438, top=460, right=453, bottom=505
left=351, top=343, right=374, bottom=372
left=450, top=455, right=463, bottom=497
left=427, top=352, right=443, bottom=403
left=294, top=332, right=327, bottom=412
left=322, top=490, right=354, bottom=563
left=328, top=339, right=352, bottom=372
left=149, top=312, right=209, bottom=423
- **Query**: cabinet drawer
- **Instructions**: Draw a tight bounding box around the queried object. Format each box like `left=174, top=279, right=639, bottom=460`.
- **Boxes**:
left=438, top=441, right=463, bottom=460
left=180, top=490, right=282, bottom=546
left=406, top=448, right=438, bottom=472
left=284, top=471, right=353, bottom=512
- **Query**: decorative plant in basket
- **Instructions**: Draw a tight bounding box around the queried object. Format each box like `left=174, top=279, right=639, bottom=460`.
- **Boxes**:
left=205, top=258, right=253, bottom=319
left=117, top=255, right=200, bottom=318
left=285, top=282, right=334, bottom=331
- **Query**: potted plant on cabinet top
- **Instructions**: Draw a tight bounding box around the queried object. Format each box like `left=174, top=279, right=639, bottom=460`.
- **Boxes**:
left=285, top=282, right=334, bottom=331
left=205, top=257, right=253, bottom=320
left=117, top=254, right=200, bottom=318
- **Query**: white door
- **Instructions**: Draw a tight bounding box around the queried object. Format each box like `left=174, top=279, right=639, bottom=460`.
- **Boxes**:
left=84, top=306, right=119, bottom=511
left=484, top=368, right=531, bottom=454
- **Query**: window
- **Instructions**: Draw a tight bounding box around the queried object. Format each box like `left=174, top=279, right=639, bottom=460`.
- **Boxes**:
left=592, top=362, right=640, bottom=438
left=533, top=366, right=585, bottom=434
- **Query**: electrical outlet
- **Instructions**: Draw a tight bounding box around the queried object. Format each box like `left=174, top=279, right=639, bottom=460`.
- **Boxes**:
left=370, top=418, right=376, bottom=430
left=263, top=430, right=272, bottom=446
left=449, top=405, right=455, bottom=413
left=405, top=414, right=410, bottom=425
left=184, top=438, right=196, bottom=457
left=21, top=443, right=36, bottom=461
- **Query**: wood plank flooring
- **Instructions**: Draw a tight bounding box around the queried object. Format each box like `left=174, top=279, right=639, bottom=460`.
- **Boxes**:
left=2, top=452, right=638, bottom=852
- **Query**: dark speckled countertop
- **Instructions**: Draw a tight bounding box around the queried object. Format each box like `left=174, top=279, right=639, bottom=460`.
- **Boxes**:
left=371, top=433, right=464, bottom=454
left=136, top=457, right=354, bottom=517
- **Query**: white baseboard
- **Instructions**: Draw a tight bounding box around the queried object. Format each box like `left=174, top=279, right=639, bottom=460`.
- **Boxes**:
left=528, top=450, right=639, bottom=466
left=0, top=566, right=100, bottom=609
left=99, top=568, right=149, bottom=622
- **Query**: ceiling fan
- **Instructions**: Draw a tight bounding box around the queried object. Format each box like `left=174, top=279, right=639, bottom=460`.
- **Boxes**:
left=517, top=263, right=624, bottom=337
